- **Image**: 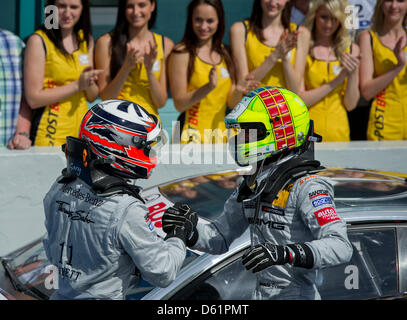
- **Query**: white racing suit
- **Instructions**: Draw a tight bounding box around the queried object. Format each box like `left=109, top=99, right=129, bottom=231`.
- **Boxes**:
left=192, top=172, right=353, bottom=300
left=43, top=176, right=185, bottom=300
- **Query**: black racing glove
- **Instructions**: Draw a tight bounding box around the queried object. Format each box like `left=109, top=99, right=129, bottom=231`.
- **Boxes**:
left=242, top=241, right=314, bottom=273
left=162, top=203, right=198, bottom=247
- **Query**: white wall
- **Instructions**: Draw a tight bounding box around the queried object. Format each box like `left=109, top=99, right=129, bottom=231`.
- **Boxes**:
left=1, top=141, right=406, bottom=256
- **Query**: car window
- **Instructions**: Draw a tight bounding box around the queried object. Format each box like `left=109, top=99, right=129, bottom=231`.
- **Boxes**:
left=317, top=228, right=399, bottom=300
left=6, top=240, right=54, bottom=299
left=170, top=250, right=257, bottom=300
left=160, top=172, right=240, bottom=221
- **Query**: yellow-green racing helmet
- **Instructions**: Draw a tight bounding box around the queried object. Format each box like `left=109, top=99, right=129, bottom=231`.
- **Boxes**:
left=225, top=87, right=314, bottom=166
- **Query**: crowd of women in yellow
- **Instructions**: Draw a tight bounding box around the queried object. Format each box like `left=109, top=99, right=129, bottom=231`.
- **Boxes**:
left=9, top=0, right=407, bottom=150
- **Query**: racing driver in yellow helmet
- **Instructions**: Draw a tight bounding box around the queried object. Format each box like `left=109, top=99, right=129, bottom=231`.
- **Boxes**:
left=162, top=87, right=353, bottom=300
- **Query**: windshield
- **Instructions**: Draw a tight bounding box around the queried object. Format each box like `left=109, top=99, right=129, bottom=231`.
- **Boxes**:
left=5, top=239, right=53, bottom=299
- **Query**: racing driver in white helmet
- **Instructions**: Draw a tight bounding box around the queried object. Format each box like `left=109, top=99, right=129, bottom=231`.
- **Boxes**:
left=42, top=100, right=197, bottom=299
left=162, top=87, right=353, bottom=300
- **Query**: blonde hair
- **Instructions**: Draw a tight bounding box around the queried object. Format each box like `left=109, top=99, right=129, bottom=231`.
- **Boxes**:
left=304, top=0, right=352, bottom=58
left=371, top=0, right=407, bottom=32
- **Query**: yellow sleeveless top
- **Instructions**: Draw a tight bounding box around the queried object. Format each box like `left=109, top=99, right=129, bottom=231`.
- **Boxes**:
left=367, top=30, right=407, bottom=140
left=118, top=33, right=164, bottom=120
left=33, top=29, right=89, bottom=146
left=244, top=20, right=297, bottom=88
left=304, top=48, right=350, bottom=142
left=180, top=55, right=232, bottom=144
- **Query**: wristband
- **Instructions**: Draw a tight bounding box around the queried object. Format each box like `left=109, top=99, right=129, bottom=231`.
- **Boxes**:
left=287, top=243, right=314, bottom=269
left=17, top=132, right=30, bottom=138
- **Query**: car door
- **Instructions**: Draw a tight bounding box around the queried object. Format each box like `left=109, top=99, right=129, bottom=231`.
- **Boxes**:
left=170, top=247, right=256, bottom=300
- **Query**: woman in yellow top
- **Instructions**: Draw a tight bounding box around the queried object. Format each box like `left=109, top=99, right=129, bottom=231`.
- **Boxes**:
left=95, top=0, right=173, bottom=121
left=298, top=0, right=360, bottom=142
left=359, top=0, right=407, bottom=141
left=229, top=0, right=311, bottom=98
left=24, top=0, right=102, bottom=147
left=169, top=0, right=258, bottom=144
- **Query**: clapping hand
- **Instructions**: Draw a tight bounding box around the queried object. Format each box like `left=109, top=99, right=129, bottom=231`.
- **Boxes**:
left=394, top=35, right=407, bottom=67
left=208, top=65, right=218, bottom=90
left=274, top=29, right=298, bottom=61
left=340, top=52, right=360, bottom=75
left=125, top=42, right=144, bottom=68
left=236, top=75, right=260, bottom=95
left=78, top=66, right=103, bottom=90
left=143, top=39, right=158, bottom=72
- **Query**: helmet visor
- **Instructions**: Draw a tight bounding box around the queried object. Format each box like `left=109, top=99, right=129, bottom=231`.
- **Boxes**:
left=147, top=129, right=168, bottom=158
left=226, top=122, right=267, bottom=146
left=226, top=122, right=269, bottom=166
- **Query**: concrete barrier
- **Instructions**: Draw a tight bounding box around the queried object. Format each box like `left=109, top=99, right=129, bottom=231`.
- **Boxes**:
left=1, top=140, right=406, bottom=256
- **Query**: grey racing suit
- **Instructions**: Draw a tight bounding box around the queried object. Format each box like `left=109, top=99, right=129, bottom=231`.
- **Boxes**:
left=43, top=176, right=185, bottom=300
left=192, top=172, right=353, bottom=300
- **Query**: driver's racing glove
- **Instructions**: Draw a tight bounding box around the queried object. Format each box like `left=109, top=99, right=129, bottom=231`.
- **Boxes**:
left=242, top=241, right=314, bottom=273
left=162, top=203, right=198, bottom=247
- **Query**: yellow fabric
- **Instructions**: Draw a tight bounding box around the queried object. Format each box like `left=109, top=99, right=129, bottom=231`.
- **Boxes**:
left=245, top=20, right=297, bottom=88
left=118, top=33, right=164, bottom=120
left=33, top=29, right=89, bottom=147
left=272, top=183, right=293, bottom=208
left=304, top=49, right=350, bottom=142
left=180, top=55, right=232, bottom=144
left=367, top=30, right=407, bottom=140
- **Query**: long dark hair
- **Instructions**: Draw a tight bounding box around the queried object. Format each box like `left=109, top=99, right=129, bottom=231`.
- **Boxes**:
left=40, top=0, right=92, bottom=55
left=110, top=0, right=158, bottom=79
left=249, top=0, right=293, bottom=41
left=174, top=0, right=236, bottom=83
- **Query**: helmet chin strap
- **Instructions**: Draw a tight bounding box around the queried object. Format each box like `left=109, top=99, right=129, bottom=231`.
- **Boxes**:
left=242, top=149, right=294, bottom=201
left=246, top=158, right=266, bottom=191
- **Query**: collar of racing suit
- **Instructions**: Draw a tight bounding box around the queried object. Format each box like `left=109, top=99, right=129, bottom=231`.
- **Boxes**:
left=260, top=157, right=324, bottom=202
left=237, top=156, right=324, bottom=203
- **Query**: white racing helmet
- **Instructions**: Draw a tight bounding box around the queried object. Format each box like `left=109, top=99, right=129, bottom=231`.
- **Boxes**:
left=79, top=99, right=167, bottom=179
